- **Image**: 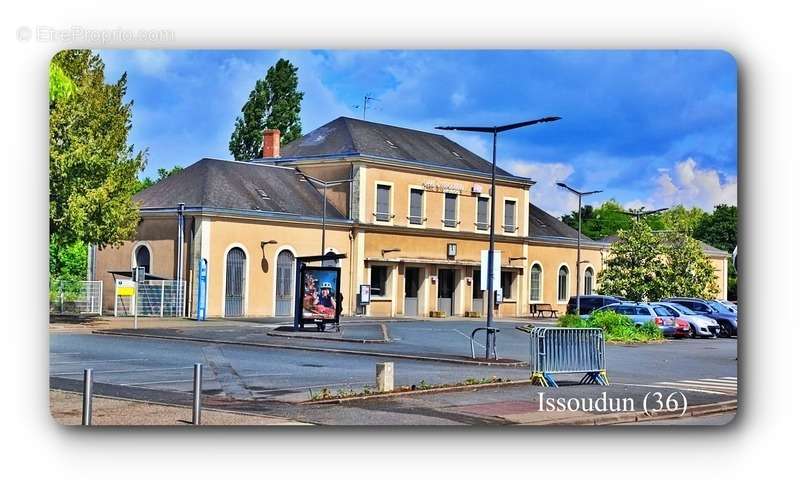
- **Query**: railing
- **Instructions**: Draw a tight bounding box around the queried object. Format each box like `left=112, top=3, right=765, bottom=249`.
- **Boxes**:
left=527, top=326, right=609, bottom=387
left=49, top=280, right=103, bottom=315
left=114, top=280, right=186, bottom=317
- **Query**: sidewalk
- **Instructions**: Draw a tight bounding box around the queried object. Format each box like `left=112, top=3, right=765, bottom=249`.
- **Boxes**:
left=50, top=389, right=308, bottom=426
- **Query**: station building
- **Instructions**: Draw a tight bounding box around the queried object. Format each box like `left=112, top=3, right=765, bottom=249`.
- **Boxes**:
left=92, top=117, right=728, bottom=318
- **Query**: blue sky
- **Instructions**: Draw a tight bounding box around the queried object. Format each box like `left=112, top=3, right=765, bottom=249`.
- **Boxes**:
left=101, top=50, right=737, bottom=216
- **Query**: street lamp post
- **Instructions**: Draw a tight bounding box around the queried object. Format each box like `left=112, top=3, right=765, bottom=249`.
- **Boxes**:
left=300, top=174, right=354, bottom=257
left=556, top=183, right=601, bottom=316
left=436, top=116, right=560, bottom=359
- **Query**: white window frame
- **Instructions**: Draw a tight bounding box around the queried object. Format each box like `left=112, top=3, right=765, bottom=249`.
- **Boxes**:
left=373, top=181, right=394, bottom=225
left=441, top=191, right=461, bottom=231
left=407, top=185, right=427, bottom=228
left=529, top=261, right=544, bottom=303
left=474, top=194, right=491, bottom=234
left=556, top=263, right=570, bottom=304
left=584, top=265, right=595, bottom=295
left=502, top=197, right=519, bottom=235
left=131, top=241, right=154, bottom=272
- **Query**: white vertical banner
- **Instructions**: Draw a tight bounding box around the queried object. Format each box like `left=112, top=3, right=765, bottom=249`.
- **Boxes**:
left=480, top=250, right=501, bottom=291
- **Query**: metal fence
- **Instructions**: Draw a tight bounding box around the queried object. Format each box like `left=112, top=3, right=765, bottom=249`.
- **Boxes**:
left=528, top=327, right=609, bottom=387
left=115, top=280, right=186, bottom=317
left=50, top=280, right=103, bottom=315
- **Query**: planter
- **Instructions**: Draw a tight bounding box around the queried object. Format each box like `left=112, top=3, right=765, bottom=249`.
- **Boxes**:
left=429, top=311, right=446, bottom=318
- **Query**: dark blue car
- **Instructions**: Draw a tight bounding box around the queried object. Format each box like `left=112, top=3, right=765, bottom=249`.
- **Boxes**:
left=665, top=298, right=738, bottom=337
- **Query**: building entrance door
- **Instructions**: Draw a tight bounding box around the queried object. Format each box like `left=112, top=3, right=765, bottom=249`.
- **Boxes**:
left=404, top=267, right=421, bottom=316
left=224, top=248, right=246, bottom=317
left=275, top=250, right=295, bottom=316
left=472, top=268, right=483, bottom=315
left=437, top=268, right=455, bottom=316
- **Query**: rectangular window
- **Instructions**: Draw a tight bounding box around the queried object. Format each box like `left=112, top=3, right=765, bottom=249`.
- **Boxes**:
left=409, top=188, right=424, bottom=225
left=370, top=266, right=388, bottom=297
left=376, top=184, right=391, bottom=222
left=501, top=271, right=514, bottom=300
left=504, top=200, right=516, bottom=232
left=476, top=196, right=489, bottom=231
left=444, top=193, right=458, bottom=228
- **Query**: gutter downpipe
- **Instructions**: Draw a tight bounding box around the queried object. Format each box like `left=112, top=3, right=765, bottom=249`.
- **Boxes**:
left=177, top=203, right=185, bottom=314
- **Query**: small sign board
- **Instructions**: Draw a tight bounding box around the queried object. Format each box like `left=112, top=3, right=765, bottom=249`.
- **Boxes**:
left=132, top=266, right=146, bottom=283
left=359, top=284, right=371, bottom=305
left=480, top=250, right=501, bottom=291
left=116, top=279, right=135, bottom=296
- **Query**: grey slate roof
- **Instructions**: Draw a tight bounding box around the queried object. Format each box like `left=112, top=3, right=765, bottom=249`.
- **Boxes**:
left=528, top=203, right=595, bottom=242
left=258, top=116, right=518, bottom=178
left=134, top=158, right=345, bottom=219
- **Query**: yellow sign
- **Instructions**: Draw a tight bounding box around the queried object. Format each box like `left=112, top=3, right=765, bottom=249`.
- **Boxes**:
left=117, top=287, right=135, bottom=297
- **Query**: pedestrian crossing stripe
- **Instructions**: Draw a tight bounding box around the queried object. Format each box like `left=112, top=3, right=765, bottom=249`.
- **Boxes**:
left=621, top=377, right=738, bottom=396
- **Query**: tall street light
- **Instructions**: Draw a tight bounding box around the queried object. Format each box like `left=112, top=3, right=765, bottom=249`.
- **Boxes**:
left=436, top=116, right=561, bottom=359
left=620, top=207, right=668, bottom=222
left=556, top=183, right=602, bottom=317
left=299, top=174, right=354, bottom=257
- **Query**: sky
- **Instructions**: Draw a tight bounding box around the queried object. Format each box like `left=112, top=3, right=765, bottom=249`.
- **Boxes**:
left=100, top=50, right=738, bottom=217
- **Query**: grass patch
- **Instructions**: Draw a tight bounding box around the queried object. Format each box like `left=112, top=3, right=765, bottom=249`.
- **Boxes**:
left=557, top=310, right=663, bottom=344
left=307, top=376, right=512, bottom=401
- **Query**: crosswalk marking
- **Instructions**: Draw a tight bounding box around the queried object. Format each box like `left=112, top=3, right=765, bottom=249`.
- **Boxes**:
left=654, top=377, right=738, bottom=395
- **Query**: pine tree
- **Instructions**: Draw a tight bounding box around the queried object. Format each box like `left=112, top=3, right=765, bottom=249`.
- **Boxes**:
left=229, top=58, right=304, bottom=161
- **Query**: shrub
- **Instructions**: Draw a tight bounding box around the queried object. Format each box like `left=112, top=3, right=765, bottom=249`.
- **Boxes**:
left=557, top=314, right=587, bottom=328
left=565, top=310, right=665, bottom=343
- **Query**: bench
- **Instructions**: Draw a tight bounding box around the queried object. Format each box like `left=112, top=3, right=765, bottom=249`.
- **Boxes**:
left=531, top=303, right=559, bottom=318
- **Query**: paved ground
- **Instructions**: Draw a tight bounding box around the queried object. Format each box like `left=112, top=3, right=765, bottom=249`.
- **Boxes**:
left=49, top=319, right=738, bottom=425
left=50, top=389, right=307, bottom=426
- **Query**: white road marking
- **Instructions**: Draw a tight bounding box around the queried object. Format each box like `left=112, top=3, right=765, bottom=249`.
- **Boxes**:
left=657, top=381, right=737, bottom=393
left=620, top=383, right=729, bottom=396
left=51, top=358, right=148, bottom=365
left=52, top=367, right=194, bottom=376
left=453, top=329, right=485, bottom=349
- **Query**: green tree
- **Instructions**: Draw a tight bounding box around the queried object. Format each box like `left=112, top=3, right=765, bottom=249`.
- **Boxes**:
left=560, top=200, right=635, bottom=240
left=133, top=164, right=184, bottom=193
left=229, top=58, right=304, bottom=161
left=660, top=231, right=720, bottom=299
left=598, top=220, right=666, bottom=301
left=50, top=50, right=146, bottom=279
left=694, top=204, right=737, bottom=253
left=661, top=205, right=707, bottom=234
left=49, top=237, right=89, bottom=283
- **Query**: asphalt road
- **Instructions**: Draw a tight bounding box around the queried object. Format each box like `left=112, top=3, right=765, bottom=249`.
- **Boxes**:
left=49, top=320, right=738, bottom=425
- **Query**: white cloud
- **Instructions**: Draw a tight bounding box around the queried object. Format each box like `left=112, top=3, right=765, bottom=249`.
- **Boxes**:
left=505, top=160, right=577, bottom=216
left=132, top=50, right=173, bottom=78
left=624, top=157, right=737, bottom=210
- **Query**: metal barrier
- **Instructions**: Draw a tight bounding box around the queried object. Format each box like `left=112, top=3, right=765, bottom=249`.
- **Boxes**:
left=115, top=280, right=186, bottom=317
left=470, top=327, right=499, bottom=360
left=50, top=280, right=103, bottom=315
left=528, top=327, right=609, bottom=387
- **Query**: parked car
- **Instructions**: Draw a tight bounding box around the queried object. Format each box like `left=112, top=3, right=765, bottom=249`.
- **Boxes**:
left=651, top=301, right=720, bottom=338
left=593, top=302, right=681, bottom=337
left=714, top=299, right=738, bottom=313
left=567, top=295, right=622, bottom=316
left=665, top=298, right=738, bottom=337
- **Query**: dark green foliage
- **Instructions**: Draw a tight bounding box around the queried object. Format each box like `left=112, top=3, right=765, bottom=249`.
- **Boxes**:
left=50, top=50, right=147, bottom=250
left=694, top=204, right=737, bottom=253
left=49, top=236, right=87, bottom=282
left=229, top=59, right=304, bottom=161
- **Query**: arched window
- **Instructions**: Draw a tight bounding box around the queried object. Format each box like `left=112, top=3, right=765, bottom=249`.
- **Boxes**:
left=530, top=263, right=542, bottom=301
left=275, top=250, right=295, bottom=316
left=584, top=268, right=594, bottom=295
left=224, top=247, right=246, bottom=317
left=557, top=265, right=569, bottom=302
left=134, top=245, right=151, bottom=274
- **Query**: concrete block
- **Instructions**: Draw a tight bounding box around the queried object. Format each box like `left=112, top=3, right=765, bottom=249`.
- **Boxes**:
left=376, top=362, right=394, bottom=392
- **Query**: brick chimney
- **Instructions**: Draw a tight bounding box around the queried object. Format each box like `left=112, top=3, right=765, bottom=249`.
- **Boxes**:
left=262, top=129, right=281, bottom=158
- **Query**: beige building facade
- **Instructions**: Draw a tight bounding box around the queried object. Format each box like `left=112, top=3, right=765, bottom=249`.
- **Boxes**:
left=93, top=117, right=727, bottom=319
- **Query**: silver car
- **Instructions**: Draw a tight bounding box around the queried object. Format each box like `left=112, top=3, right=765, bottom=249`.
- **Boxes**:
left=652, top=301, right=719, bottom=338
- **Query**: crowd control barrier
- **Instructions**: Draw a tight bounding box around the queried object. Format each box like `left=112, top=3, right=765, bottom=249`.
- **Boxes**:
left=528, top=327, right=609, bottom=387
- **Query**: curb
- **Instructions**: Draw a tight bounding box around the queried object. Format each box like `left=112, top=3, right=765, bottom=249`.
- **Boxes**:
left=303, top=379, right=532, bottom=404
left=265, top=331, right=387, bottom=344
left=521, top=400, right=738, bottom=426
left=91, top=330, right=528, bottom=367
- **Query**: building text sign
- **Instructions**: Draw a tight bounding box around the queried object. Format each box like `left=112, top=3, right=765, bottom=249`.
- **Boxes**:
left=422, top=181, right=465, bottom=194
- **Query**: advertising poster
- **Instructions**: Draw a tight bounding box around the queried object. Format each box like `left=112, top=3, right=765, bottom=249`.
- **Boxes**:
left=300, top=266, right=341, bottom=324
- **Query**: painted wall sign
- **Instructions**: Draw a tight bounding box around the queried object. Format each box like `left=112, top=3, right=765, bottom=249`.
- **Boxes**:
left=422, top=181, right=465, bottom=193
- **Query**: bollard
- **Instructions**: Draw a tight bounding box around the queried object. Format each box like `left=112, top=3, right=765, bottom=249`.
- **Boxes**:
left=192, top=363, right=202, bottom=425
left=376, top=362, right=394, bottom=393
left=81, top=369, right=93, bottom=426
